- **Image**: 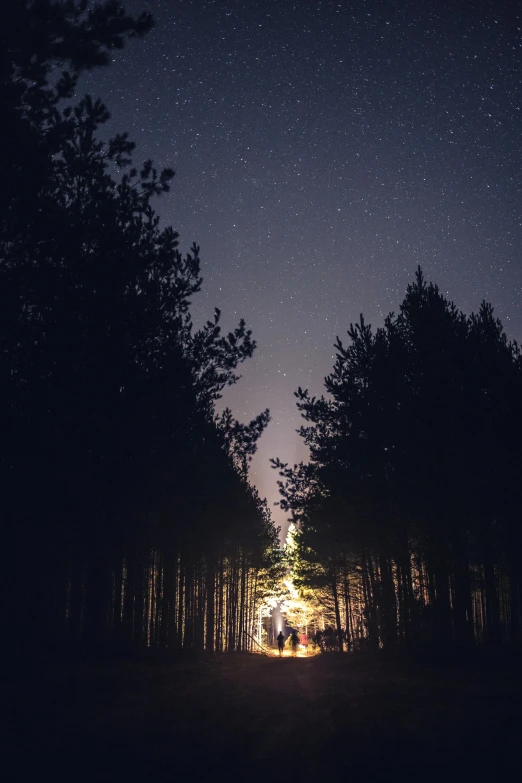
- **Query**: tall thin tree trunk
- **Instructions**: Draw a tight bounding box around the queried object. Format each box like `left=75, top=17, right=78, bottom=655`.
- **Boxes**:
left=331, top=568, right=344, bottom=652
left=206, top=556, right=215, bottom=654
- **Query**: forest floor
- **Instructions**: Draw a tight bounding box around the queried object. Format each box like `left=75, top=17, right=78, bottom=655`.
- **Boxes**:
left=3, top=650, right=522, bottom=781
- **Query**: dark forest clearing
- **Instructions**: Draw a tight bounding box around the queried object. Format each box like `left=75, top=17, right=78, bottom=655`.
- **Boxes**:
left=3, top=653, right=522, bottom=781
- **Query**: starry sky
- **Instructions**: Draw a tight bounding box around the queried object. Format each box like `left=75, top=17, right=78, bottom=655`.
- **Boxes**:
left=86, top=0, right=521, bottom=537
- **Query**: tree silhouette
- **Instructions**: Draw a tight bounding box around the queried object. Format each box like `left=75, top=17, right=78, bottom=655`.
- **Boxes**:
left=274, top=268, right=522, bottom=654
left=1, top=1, right=279, bottom=660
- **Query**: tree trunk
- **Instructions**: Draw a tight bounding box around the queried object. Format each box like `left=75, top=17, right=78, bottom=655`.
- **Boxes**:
left=206, top=556, right=215, bottom=653
left=331, top=569, right=344, bottom=652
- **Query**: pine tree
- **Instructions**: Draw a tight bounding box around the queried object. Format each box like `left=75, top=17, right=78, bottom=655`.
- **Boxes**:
left=274, top=268, right=522, bottom=654
left=1, top=1, right=279, bottom=660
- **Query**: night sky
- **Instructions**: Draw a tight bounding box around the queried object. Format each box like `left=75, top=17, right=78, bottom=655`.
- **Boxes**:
left=86, top=0, right=521, bottom=536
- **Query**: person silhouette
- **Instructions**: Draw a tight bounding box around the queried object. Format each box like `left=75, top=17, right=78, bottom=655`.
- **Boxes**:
left=290, top=631, right=299, bottom=655
left=277, top=631, right=285, bottom=656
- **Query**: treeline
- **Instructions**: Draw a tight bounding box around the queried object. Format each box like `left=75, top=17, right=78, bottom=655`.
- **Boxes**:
left=1, top=1, right=279, bottom=659
left=275, top=270, right=522, bottom=654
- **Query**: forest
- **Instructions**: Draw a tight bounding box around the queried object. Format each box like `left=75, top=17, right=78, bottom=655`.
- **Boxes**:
left=275, top=271, right=522, bottom=655
left=4, top=4, right=522, bottom=779
left=1, top=0, right=281, bottom=662
left=2, top=1, right=522, bottom=668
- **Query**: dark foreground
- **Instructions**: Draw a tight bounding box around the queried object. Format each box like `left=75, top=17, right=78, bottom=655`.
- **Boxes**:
left=3, top=652, right=522, bottom=781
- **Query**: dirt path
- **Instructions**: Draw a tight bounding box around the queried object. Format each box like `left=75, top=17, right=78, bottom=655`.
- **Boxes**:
left=213, top=656, right=334, bottom=767
left=4, top=653, right=522, bottom=780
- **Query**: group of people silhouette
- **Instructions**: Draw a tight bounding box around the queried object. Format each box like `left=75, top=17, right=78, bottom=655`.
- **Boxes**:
left=276, top=630, right=300, bottom=656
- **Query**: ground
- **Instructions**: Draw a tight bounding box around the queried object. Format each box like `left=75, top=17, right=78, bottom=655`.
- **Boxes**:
left=3, top=651, right=522, bottom=781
